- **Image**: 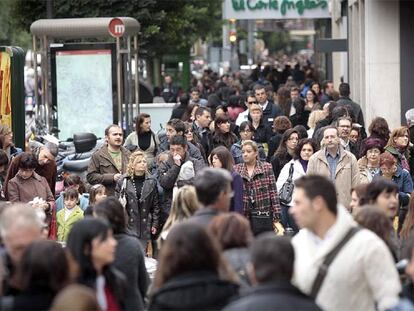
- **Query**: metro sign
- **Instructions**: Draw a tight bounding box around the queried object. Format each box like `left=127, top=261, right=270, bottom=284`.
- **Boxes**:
left=108, top=18, right=125, bottom=38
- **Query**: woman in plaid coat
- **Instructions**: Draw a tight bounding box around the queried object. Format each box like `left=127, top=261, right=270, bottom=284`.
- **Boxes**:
left=234, top=140, right=281, bottom=235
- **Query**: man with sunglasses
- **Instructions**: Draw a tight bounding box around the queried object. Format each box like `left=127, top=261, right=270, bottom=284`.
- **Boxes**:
left=236, top=92, right=257, bottom=127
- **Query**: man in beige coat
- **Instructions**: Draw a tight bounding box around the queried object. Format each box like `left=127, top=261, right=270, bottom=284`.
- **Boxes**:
left=307, top=126, right=359, bottom=208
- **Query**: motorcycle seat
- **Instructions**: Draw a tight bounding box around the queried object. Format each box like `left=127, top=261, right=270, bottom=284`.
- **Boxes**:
left=63, top=158, right=90, bottom=172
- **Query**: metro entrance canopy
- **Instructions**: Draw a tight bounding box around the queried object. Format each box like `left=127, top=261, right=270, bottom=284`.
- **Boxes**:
left=223, top=0, right=330, bottom=20
left=30, top=17, right=140, bottom=136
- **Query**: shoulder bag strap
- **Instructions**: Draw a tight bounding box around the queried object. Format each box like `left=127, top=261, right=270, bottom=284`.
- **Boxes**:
left=286, top=163, right=294, bottom=182
left=310, top=226, right=361, bottom=299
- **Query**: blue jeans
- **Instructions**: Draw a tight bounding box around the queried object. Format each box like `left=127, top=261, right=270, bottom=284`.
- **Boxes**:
left=281, top=204, right=299, bottom=234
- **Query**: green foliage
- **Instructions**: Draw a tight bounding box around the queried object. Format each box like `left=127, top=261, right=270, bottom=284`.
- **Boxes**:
left=0, top=0, right=31, bottom=48
left=259, top=31, right=292, bottom=54
left=11, top=0, right=222, bottom=57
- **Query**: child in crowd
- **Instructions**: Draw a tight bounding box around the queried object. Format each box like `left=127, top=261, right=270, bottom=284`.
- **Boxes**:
left=57, top=188, right=84, bottom=242
left=56, top=174, right=89, bottom=212
left=84, top=184, right=107, bottom=216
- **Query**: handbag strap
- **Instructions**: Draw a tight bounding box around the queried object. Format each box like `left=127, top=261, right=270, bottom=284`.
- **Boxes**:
left=286, top=163, right=294, bottom=182
left=310, top=226, right=361, bottom=299
left=121, top=177, right=127, bottom=193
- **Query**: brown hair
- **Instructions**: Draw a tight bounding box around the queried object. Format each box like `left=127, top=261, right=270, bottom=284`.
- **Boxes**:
left=214, top=114, right=230, bottom=132
left=208, top=213, right=253, bottom=250
left=368, top=117, right=390, bottom=141
left=153, top=223, right=230, bottom=291
left=387, top=126, right=409, bottom=149
left=88, top=184, right=106, bottom=205
left=351, top=183, right=369, bottom=199
left=379, top=151, right=397, bottom=167
left=272, top=116, right=292, bottom=134
left=209, top=146, right=234, bottom=172
left=63, top=187, right=79, bottom=201
left=354, top=205, right=393, bottom=250
left=135, top=113, right=151, bottom=135
left=400, top=193, right=414, bottom=240
left=51, top=284, right=100, bottom=311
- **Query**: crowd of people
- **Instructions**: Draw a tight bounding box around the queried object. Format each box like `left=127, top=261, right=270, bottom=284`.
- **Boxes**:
left=0, top=66, right=414, bottom=310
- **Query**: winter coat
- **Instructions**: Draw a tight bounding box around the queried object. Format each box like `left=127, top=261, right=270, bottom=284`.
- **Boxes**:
left=336, top=96, right=365, bottom=127
left=276, top=159, right=307, bottom=207
left=223, top=247, right=250, bottom=287
left=224, top=281, right=320, bottom=311
left=4, top=149, right=57, bottom=198
left=234, top=161, right=281, bottom=221
left=271, top=152, right=293, bottom=181
left=376, top=166, right=413, bottom=207
left=292, top=205, right=401, bottom=311
left=261, top=101, right=283, bottom=126
left=188, top=207, right=222, bottom=229
left=158, top=152, right=206, bottom=215
left=252, top=121, right=273, bottom=145
left=230, top=171, right=244, bottom=214
left=5, top=289, right=55, bottom=311
left=290, top=111, right=310, bottom=129
left=231, top=140, right=266, bottom=164
left=149, top=271, right=239, bottom=311
left=170, top=103, right=187, bottom=120
left=113, top=233, right=149, bottom=311
left=307, top=147, right=360, bottom=208
left=192, top=122, right=214, bottom=158
left=115, top=175, right=160, bottom=240
left=7, top=172, right=54, bottom=204
left=124, top=131, right=159, bottom=168
left=57, top=206, right=84, bottom=242
left=86, top=144, right=131, bottom=196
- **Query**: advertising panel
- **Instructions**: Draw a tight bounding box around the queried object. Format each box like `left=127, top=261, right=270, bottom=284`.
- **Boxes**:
left=51, top=44, right=116, bottom=140
left=0, top=52, right=12, bottom=128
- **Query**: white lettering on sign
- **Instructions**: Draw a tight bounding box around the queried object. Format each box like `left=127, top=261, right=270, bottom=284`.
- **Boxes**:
left=114, top=24, right=125, bottom=35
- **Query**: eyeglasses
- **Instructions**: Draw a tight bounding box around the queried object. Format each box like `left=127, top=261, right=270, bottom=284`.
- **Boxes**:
left=240, top=129, right=252, bottom=133
left=185, top=130, right=193, bottom=134
left=247, top=101, right=257, bottom=105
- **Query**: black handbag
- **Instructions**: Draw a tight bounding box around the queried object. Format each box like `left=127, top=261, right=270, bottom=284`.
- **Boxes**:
left=279, top=163, right=295, bottom=205
left=248, top=189, right=273, bottom=236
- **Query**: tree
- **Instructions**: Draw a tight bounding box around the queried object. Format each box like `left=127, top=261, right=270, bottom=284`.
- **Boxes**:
left=12, top=0, right=222, bottom=58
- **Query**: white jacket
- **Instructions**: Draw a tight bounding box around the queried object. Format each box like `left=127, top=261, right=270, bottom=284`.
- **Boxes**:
left=292, top=206, right=401, bottom=311
left=276, top=159, right=306, bottom=206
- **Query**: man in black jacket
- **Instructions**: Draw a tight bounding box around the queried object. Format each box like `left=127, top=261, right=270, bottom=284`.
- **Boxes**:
left=224, top=234, right=320, bottom=311
left=189, top=168, right=233, bottom=228
left=158, top=136, right=206, bottom=215
left=336, top=83, right=365, bottom=128
left=253, top=84, right=282, bottom=127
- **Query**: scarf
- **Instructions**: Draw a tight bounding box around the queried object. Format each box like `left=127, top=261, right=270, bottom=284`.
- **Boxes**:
left=299, top=158, right=309, bottom=173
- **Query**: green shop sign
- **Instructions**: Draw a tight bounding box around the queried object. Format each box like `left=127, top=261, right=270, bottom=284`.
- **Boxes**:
left=223, top=0, right=330, bottom=20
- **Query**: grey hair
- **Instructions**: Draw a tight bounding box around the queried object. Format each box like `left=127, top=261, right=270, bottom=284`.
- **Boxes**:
left=406, top=108, right=414, bottom=127
left=0, top=204, right=44, bottom=237
left=44, top=142, right=59, bottom=158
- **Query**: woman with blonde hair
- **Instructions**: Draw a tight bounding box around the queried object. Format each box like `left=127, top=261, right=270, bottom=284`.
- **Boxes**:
left=115, top=150, right=160, bottom=247
left=159, top=185, right=199, bottom=244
